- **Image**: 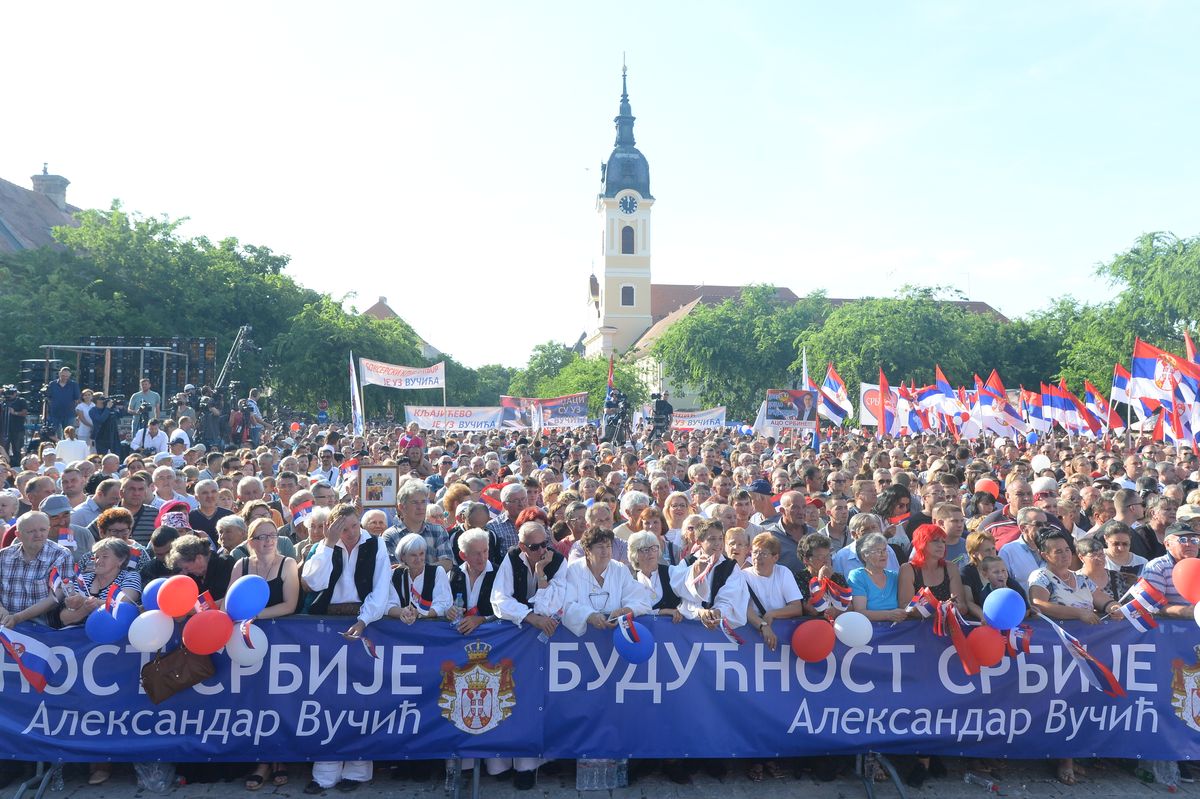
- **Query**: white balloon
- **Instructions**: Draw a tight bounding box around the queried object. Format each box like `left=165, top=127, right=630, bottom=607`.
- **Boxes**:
left=224, top=623, right=269, bottom=666
left=127, top=610, right=174, bottom=653
left=833, top=611, right=874, bottom=648
left=1192, top=602, right=1200, bottom=628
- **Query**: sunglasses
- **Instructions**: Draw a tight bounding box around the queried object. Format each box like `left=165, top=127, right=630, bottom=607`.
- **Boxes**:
left=524, top=541, right=548, bottom=551
left=1174, top=535, right=1200, bottom=546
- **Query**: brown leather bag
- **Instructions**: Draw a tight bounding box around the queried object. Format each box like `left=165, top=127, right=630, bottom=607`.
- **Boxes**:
left=140, top=646, right=215, bottom=705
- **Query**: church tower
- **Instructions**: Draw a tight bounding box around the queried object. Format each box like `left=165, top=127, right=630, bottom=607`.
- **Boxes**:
left=583, top=67, right=653, bottom=359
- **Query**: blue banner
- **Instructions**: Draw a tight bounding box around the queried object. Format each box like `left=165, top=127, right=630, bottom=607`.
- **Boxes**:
left=3, top=617, right=1200, bottom=762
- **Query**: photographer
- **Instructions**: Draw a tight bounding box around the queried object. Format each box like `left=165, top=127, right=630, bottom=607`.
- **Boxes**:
left=131, top=418, right=169, bottom=455
left=88, top=394, right=123, bottom=456
left=198, top=392, right=227, bottom=451
left=128, top=378, right=162, bottom=420
left=603, top=388, right=630, bottom=445
left=651, top=391, right=673, bottom=440
left=1, top=387, right=29, bottom=461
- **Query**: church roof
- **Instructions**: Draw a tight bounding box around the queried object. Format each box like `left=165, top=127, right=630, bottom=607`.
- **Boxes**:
left=600, top=67, right=652, bottom=200
left=651, top=283, right=799, bottom=321
left=0, top=175, right=79, bottom=254
left=631, top=284, right=1009, bottom=358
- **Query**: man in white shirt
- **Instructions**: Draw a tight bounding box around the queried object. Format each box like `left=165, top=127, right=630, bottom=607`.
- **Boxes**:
left=130, top=419, right=168, bottom=454
left=300, top=504, right=392, bottom=793
left=488, top=520, right=567, bottom=788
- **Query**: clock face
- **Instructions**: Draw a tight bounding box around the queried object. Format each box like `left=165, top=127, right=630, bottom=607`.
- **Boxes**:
left=619, top=195, right=638, bottom=214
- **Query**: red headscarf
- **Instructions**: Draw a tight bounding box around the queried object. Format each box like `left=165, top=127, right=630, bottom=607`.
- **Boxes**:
left=910, top=523, right=947, bottom=569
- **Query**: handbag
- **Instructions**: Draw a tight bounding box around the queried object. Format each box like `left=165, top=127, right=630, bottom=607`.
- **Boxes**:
left=140, top=645, right=215, bottom=705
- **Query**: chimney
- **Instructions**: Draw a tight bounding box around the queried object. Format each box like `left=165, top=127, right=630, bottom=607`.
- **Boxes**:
left=31, top=163, right=70, bottom=211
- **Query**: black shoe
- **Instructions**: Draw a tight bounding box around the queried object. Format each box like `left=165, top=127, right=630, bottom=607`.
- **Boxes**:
left=928, top=756, right=947, bottom=778
left=513, top=770, right=536, bottom=790
left=409, top=762, right=432, bottom=782
left=303, top=781, right=325, bottom=795
left=334, top=779, right=361, bottom=793
left=494, top=769, right=513, bottom=781
left=703, top=760, right=727, bottom=779
left=905, top=762, right=928, bottom=788
left=1180, top=762, right=1199, bottom=783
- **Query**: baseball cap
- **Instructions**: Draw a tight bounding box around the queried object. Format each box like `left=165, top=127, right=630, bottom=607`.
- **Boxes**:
left=748, top=479, right=772, bottom=496
left=319, top=445, right=335, bottom=455
left=39, top=494, right=73, bottom=516
left=1165, top=522, right=1195, bottom=540
left=1177, top=504, right=1200, bottom=523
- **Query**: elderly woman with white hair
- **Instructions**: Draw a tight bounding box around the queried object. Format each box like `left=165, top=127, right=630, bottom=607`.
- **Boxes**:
left=386, top=532, right=453, bottom=623
left=613, top=490, right=652, bottom=542
left=629, top=531, right=682, bottom=621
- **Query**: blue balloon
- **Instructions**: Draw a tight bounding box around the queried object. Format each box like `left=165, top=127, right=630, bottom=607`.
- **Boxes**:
left=141, top=578, right=167, bottom=611
left=612, top=620, right=655, bottom=664
left=224, top=575, right=270, bottom=621
left=85, top=608, right=123, bottom=644
left=982, top=587, right=1025, bottom=630
left=112, top=601, right=140, bottom=635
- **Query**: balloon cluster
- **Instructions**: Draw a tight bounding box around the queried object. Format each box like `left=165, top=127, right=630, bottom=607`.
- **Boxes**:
left=88, top=573, right=272, bottom=665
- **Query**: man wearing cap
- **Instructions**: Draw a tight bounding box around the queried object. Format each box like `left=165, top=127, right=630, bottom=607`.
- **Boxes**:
left=1176, top=504, right=1200, bottom=533
left=1140, top=524, right=1200, bottom=618
left=310, top=446, right=338, bottom=484
left=39, top=494, right=95, bottom=570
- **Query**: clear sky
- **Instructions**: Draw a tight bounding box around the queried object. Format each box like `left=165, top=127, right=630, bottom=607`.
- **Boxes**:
left=4, top=2, right=1198, bottom=368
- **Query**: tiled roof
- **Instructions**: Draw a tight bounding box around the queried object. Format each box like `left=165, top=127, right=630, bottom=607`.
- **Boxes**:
left=0, top=177, right=78, bottom=254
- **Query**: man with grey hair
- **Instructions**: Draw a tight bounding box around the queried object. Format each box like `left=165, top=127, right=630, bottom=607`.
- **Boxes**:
left=382, top=480, right=452, bottom=570
left=72, top=478, right=120, bottom=528
left=0, top=511, right=75, bottom=628
left=613, top=490, right=651, bottom=542
left=487, top=483, right=528, bottom=551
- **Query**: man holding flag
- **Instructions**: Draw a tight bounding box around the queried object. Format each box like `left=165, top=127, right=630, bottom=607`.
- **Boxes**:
left=1, top=511, right=76, bottom=629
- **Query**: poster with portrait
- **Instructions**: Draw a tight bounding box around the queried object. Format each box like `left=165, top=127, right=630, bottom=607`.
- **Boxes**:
left=499, top=396, right=536, bottom=429
left=359, top=465, right=399, bottom=508
left=762, top=389, right=819, bottom=438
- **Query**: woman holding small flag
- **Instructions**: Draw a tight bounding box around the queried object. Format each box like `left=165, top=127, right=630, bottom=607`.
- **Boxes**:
left=897, top=524, right=966, bottom=616
left=58, top=539, right=141, bottom=626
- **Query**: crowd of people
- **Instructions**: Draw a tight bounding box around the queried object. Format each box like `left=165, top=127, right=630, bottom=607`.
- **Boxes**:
left=2, top=388, right=1199, bottom=792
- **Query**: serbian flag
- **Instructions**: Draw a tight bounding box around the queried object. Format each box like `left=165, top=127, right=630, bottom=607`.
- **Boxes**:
left=1038, top=612, right=1125, bottom=697
left=0, top=628, right=61, bottom=693
left=481, top=483, right=506, bottom=519
left=1020, top=386, right=1051, bottom=432
left=878, top=368, right=896, bottom=437
left=808, top=577, right=852, bottom=613
left=979, top=370, right=1028, bottom=434
left=291, top=500, right=314, bottom=524
left=932, top=600, right=980, bottom=676
left=1006, top=624, right=1033, bottom=657
left=340, top=458, right=360, bottom=477
left=1118, top=579, right=1167, bottom=633
left=819, top=364, right=852, bottom=426
left=1084, top=380, right=1123, bottom=435
left=605, top=355, right=615, bottom=405
left=770, top=492, right=786, bottom=512
left=1130, top=338, right=1200, bottom=402
left=1061, top=380, right=1097, bottom=435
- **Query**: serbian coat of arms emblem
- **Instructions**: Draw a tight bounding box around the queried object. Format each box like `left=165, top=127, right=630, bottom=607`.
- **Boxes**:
left=1170, top=648, right=1200, bottom=732
left=438, top=641, right=515, bottom=735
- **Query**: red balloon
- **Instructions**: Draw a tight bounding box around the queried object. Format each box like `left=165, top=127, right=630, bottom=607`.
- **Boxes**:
left=975, top=478, right=1001, bottom=500
left=791, top=620, right=836, bottom=663
left=1173, top=558, right=1200, bottom=604
left=967, top=626, right=1006, bottom=668
left=182, top=610, right=234, bottom=656
left=157, top=575, right=199, bottom=618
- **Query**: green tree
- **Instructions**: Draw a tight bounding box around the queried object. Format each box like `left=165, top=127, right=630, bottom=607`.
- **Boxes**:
left=470, top=364, right=519, bottom=406
left=534, top=356, right=645, bottom=417
left=507, top=342, right=578, bottom=397
left=652, top=286, right=830, bottom=419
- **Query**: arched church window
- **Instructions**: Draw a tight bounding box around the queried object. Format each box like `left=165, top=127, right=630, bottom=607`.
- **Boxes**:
left=621, top=285, right=635, bottom=307
left=621, top=225, right=635, bottom=254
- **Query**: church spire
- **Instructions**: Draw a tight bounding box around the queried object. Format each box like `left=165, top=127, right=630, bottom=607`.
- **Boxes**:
left=614, top=64, right=636, bottom=148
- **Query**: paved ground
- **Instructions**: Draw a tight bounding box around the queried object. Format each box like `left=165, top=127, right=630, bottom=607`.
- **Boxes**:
left=10, top=757, right=1192, bottom=799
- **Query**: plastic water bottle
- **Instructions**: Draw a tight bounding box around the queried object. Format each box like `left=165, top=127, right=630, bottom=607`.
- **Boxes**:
left=963, top=772, right=999, bottom=792
left=576, top=758, right=628, bottom=790
left=537, top=610, right=562, bottom=643
left=453, top=593, right=465, bottom=620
